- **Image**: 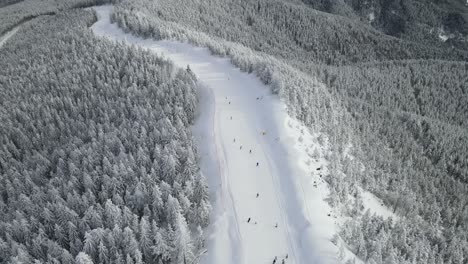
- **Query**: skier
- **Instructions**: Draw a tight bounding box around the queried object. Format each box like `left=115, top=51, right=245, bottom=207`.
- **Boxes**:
left=256, top=162, right=259, bottom=167
left=275, top=223, right=278, bottom=228
left=256, top=193, right=259, bottom=198
left=272, top=256, right=277, bottom=264
left=282, top=259, right=285, bottom=264
left=249, top=149, right=252, bottom=154
left=247, top=217, right=251, bottom=223
left=240, top=146, right=242, bottom=150
left=285, top=254, right=288, bottom=259
left=229, top=101, right=231, bottom=104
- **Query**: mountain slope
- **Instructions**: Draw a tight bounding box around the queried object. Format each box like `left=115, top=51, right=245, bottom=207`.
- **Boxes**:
left=0, top=7, right=209, bottom=263
left=109, top=1, right=468, bottom=263
left=92, top=5, right=344, bottom=264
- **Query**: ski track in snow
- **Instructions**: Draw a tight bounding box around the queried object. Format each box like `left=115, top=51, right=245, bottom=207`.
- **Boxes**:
left=0, top=26, right=20, bottom=49
left=91, top=5, right=340, bottom=264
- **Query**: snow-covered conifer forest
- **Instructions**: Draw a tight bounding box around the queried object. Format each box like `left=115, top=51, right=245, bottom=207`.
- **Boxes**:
left=0, top=4, right=210, bottom=264
left=1, top=0, right=467, bottom=263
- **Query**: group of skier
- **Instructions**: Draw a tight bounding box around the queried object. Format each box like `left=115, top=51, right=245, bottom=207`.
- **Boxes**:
left=272, top=254, right=288, bottom=264
left=228, top=97, right=288, bottom=264
left=232, top=137, right=257, bottom=167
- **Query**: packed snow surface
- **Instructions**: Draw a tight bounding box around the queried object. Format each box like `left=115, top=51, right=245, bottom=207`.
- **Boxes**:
left=92, top=5, right=340, bottom=264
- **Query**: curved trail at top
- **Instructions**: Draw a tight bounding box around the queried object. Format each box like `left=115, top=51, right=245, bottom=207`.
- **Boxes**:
left=92, top=5, right=339, bottom=264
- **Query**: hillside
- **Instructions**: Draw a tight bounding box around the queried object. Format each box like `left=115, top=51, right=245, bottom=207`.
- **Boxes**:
left=1, top=0, right=467, bottom=263
left=301, top=0, right=468, bottom=48
left=111, top=0, right=468, bottom=263
left=0, top=6, right=209, bottom=264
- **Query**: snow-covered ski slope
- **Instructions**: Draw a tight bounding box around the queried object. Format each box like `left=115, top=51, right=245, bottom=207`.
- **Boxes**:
left=92, top=6, right=340, bottom=264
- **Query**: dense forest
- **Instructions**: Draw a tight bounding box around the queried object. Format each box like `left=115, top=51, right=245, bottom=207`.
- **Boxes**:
left=113, top=0, right=468, bottom=66
left=0, top=7, right=209, bottom=264
left=111, top=0, right=468, bottom=263
left=301, top=0, right=468, bottom=49
left=1, top=0, right=467, bottom=263
left=0, top=0, right=113, bottom=36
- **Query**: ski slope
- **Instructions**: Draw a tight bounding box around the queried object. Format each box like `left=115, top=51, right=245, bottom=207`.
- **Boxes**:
left=92, top=6, right=340, bottom=264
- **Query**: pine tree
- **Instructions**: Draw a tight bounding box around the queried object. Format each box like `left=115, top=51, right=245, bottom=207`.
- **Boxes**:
left=75, top=252, right=94, bottom=264
left=98, top=241, right=109, bottom=264
left=139, top=217, right=152, bottom=261
left=83, top=232, right=97, bottom=258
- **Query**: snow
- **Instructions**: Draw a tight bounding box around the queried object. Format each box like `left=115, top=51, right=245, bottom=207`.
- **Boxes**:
left=438, top=27, right=450, bottom=42
left=368, top=12, right=375, bottom=22
left=341, top=146, right=396, bottom=221
left=92, top=5, right=341, bottom=264
left=361, top=189, right=397, bottom=220
left=0, top=26, right=20, bottom=49
left=439, top=33, right=449, bottom=42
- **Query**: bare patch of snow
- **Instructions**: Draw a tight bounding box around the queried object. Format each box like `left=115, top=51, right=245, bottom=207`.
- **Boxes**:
left=368, top=12, right=375, bottom=22
left=438, top=27, right=450, bottom=42
left=361, top=189, right=397, bottom=220
left=439, top=32, right=449, bottom=42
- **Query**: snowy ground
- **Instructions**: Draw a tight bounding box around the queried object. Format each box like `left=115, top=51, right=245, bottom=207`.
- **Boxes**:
left=92, top=6, right=341, bottom=264
left=361, top=190, right=397, bottom=220
left=0, top=26, right=19, bottom=49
